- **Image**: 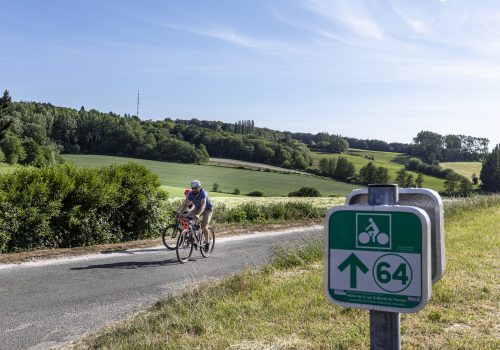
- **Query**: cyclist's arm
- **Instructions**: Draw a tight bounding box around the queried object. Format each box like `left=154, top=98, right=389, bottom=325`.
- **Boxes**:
left=193, top=198, right=206, bottom=217
left=177, top=199, right=192, bottom=214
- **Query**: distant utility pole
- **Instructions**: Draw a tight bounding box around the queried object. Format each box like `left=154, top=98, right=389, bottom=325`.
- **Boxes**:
left=136, top=89, right=140, bottom=118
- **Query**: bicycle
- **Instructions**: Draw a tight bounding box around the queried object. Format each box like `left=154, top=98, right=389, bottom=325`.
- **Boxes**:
left=161, top=211, right=189, bottom=250
left=176, top=216, right=215, bottom=263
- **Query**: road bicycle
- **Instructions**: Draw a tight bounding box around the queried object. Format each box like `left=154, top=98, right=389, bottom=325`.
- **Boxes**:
left=161, top=212, right=189, bottom=250
left=176, top=217, right=215, bottom=263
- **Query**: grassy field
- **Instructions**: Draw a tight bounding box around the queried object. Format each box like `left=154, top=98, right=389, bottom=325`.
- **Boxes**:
left=311, top=149, right=445, bottom=191
left=63, top=154, right=362, bottom=197
left=440, top=162, right=482, bottom=179
left=74, top=196, right=500, bottom=349
left=209, top=157, right=310, bottom=175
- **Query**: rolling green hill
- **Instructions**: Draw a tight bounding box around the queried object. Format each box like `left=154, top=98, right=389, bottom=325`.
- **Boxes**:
left=440, top=161, right=482, bottom=179
left=63, top=154, right=362, bottom=197
left=311, top=149, right=445, bottom=191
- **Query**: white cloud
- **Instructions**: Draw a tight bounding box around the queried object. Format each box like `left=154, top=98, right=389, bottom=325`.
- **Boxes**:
left=303, top=0, right=384, bottom=40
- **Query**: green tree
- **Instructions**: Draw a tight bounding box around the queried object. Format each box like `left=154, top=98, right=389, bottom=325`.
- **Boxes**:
left=459, top=177, right=474, bottom=196
left=334, top=157, right=355, bottom=181
left=319, top=158, right=329, bottom=174
left=395, top=168, right=408, bottom=187
left=405, top=174, right=416, bottom=187
left=327, top=158, right=337, bottom=177
left=480, top=144, right=500, bottom=192
left=288, top=187, right=321, bottom=197
left=416, top=173, right=424, bottom=188
left=412, top=130, right=443, bottom=163
left=0, top=132, right=25, bottom=164
left=21, top=139, right=46, bottom=167
left=471, top=172, right=479, bottom=186
left=0, top=90, right=13, bottom=140
left=374, top=167, right=390, bottom=184
left=212, top=183, right=220, bottom=192
left=328, top=136, right=349, bottom=153
left=359, top=162, right=377, bottom=184
left=444, top=173, right=460, bottom=194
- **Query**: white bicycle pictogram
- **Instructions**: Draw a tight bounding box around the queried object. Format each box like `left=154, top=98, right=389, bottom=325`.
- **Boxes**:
left=358, top=218, right=389, bottom=245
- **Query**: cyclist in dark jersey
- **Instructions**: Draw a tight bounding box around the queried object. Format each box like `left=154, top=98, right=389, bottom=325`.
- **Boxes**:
left=176, top=180, right=213, bottom=252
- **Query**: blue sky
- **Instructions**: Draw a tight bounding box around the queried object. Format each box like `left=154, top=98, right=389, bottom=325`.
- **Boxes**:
left=1, top=0, right=499, bottom=146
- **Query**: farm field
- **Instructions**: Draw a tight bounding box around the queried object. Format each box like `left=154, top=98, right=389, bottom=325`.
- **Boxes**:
left=440, top=161, right=482, bottom=179
left=311, top=149, right=445, bottom=191
left=168, top=195, right=345, bottom=209
left=63, top=154, right=362, bottom=197
left=209, top=157, right=310, bottom=175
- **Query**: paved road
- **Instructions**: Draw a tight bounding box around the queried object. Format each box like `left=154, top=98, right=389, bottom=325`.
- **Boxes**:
left=0, top=226, right=321, bottom=350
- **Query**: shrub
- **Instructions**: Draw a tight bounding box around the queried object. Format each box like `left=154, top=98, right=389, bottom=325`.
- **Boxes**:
left=233, top=188, right=241, bottom=195
left=246, top=191, right=263, bottom=197
left=213, top=201, right=324, bottom=224
left=0, top=162, right=167, bottom=253
left=227, top=208, right=247, bottom=223
left=212, top=183, right=220, bottom=192
left=288, top=187, right=321, bottom=197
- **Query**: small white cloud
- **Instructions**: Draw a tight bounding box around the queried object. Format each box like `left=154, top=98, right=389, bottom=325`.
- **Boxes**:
left=304, top=0, right=383, bottom=40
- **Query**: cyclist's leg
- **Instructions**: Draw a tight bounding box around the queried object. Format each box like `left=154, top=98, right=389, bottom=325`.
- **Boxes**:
left=201, top=209, right=213, bottom=242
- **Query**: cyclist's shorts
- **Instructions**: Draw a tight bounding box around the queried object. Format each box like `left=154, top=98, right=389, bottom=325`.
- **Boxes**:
left=202, top=209, right=213, bottom=227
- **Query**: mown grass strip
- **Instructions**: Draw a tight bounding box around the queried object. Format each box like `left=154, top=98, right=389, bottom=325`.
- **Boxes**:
left=74, top=197, right=500, bottom=350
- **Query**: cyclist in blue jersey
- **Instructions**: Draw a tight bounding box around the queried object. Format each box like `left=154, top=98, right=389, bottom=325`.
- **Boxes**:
left=176, top=180, right=213, bottom=252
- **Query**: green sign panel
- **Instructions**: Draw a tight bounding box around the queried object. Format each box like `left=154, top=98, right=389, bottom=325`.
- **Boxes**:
left=324, top=205, right=431, bottom=313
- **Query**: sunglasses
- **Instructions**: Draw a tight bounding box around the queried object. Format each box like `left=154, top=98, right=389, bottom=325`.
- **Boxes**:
left=191, top=187, right=199, bottom=190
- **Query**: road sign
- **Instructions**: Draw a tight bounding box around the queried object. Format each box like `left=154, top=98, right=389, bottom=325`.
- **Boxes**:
left=345, top=188, right=445, bottom=284
left=324, top=205, right=431, bottom=313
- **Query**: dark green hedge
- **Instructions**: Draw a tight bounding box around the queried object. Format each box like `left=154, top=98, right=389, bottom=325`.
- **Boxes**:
left=0, top=162, right=167, bottom=253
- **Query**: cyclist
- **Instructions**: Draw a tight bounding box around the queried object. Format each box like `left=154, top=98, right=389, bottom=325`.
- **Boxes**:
left=176, top=180, right=213, bottom=252
left=183, top=189, right=194, bottom=214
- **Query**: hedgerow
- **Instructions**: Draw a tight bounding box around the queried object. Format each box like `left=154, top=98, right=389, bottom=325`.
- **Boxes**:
left=0, top=162, right=167, bottom=253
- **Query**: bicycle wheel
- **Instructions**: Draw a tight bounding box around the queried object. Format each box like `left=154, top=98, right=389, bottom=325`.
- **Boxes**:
left=162, top=224, right=180, bottom=250
left=200, top=227, right=215, bottom=258
left=176, top=229, right=194, bottom=263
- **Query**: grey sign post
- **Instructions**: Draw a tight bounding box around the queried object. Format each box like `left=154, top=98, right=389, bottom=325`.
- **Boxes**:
left=368, top=185, right=401, bottom=350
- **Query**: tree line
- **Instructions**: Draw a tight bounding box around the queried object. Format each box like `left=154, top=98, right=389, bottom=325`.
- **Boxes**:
left=407, top=130, right=489, bottom=163
left=0, top=91, right=312, bottom=169
left=291, top=130, right=489, bottom=164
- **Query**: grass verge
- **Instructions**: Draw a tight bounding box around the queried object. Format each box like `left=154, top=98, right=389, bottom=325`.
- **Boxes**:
left=72, top=197, right=500, bottom=349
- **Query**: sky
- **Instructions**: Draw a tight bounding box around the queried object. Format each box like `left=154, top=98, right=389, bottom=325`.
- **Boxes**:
left=1, top=0, right=499, bottom=146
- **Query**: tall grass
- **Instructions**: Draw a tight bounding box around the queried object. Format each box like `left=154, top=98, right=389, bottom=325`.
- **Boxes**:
left=444, top=194, right=500, bottom=219
left=271, top=237, right=323, bottom=270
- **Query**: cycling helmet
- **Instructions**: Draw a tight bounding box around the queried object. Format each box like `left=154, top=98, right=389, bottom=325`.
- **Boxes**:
left=190, top=180, right=201, bottom=188
left=184, top=188, right=192, bottom=196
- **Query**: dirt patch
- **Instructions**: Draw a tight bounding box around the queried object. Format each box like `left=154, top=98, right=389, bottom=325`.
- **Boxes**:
left=0, top=220, right=321, bottom=265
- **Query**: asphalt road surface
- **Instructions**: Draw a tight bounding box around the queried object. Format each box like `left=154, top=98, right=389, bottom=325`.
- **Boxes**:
left=0, top=226, right=321, bottom=350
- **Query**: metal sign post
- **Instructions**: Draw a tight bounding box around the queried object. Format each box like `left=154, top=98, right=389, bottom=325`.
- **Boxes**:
left=324, top=185, right=434, bottom=349
left=368, top=185, right=400, bottom=350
